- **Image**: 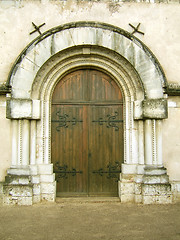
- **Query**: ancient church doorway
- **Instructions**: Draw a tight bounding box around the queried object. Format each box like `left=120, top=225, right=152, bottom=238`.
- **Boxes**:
left=51, top=69, right=124, bottom=197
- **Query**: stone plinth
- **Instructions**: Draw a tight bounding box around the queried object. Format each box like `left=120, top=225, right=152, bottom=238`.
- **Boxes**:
left=3, top=169, right=33, bottom=205
left=142, top=166, right=172, bottom=204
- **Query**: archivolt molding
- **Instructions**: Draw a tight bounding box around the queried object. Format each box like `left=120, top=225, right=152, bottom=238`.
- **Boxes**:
left=32, top=46, right=143, bottom=103
left=7, top=21, right=166, bottom=101
left=33, top=46, right=140, bottom=165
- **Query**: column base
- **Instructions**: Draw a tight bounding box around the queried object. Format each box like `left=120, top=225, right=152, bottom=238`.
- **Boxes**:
left=142, top=165, right=172, bottom=204
left=2, top=167, right=33, bottom=205
left=1, top=164, right=56, bottom=205
left=118, top=164, right=173, bottom=204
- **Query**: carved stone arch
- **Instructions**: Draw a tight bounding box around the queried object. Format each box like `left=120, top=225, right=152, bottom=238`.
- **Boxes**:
left=7, top=21, right=167, bottom=100
left=31, top=45, right=144, bottom=168
left=32, top=45, right=144, bottom=101
left=4, top=22, right=172, bottom=205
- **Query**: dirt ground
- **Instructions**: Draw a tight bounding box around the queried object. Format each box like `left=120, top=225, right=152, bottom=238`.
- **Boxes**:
left=0, top=198, right=180, bottom=240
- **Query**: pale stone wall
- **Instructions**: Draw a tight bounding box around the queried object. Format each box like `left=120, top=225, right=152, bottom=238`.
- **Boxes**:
left=0, top=96, right=11, bottom=181
left=164, top=97, right=180, bottom=182
left=0, top=1, right=180, bottom=85
left=0, top=0, right=180, bottom=192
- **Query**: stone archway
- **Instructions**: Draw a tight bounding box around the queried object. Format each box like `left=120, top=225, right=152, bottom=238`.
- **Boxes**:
left=3, top=22, right=171, bottom=205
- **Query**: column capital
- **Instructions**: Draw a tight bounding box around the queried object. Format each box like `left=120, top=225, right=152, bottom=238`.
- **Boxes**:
left=134, top=98, right=168, bottom=120
left=6, top=98, right=41, bottom=120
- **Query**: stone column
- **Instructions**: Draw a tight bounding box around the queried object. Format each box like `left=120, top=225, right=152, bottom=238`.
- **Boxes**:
left=156, top=120, right=163, bottom=166
left=11, top=120, right=18, bottom=166
left=30, top=120, right=36, bottom=165
left=142, top=118, right=172, bottom=204
left=144, top=119, right=153, bottom=165
left=138, top=120, right=144, bottom=165
left=21, top=120, right=30, bottom=166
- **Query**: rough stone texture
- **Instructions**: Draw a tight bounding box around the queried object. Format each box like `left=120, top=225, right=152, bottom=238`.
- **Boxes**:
left=119, top=165, right=173, bottom=204
left=6, top=98, right=41, bottom=119
left=2, top=170, right=33, bottom=205
left=143, top=99, right=168, bottom=119
left=2, top=165, right=56, bottom=205
left=6, top=98, right=32, bottom=119
left=141, top=166, right=172, bottom=204
left=3, top=184, right=33, bottom=205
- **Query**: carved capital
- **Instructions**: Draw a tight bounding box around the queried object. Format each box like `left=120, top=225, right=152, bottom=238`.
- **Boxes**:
left=142, top=98, right=168, bottom=119
left=6, top=98, right=40, bottom=120
left=134, top=99, right=168, bottom=120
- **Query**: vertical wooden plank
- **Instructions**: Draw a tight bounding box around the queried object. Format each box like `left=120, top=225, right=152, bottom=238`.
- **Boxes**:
left=52, top=69, right=123, bottom=197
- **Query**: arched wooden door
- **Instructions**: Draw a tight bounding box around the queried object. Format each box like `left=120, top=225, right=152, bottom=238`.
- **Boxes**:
left=51, top=69, right=123, bottom=197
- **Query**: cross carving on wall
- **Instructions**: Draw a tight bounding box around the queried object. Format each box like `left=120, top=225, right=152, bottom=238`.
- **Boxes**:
left=30, top=22, right=46, bottom=35
left=129, top=23, right=144, bottom=36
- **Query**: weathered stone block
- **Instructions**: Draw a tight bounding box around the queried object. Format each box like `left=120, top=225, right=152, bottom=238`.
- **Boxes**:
left=5, top=175, right=31, bottom=185
left=135, top=194, right=142, bottom=203
left=3, top=184, right=33, bottom=197
left=135, top=183, right=142, bottom=195
left=121, top=164, right=137, bottom=174
left=30, top=165, right=38, bottom=175
left=41, top=182, right=56, bottom=194
left=3, top=195, right=18, bottom=205
left=155, top=195, right=172, bottom=204
left=32, top=100, right=41, bottom=119
left=142, top=195, right=156, bottom=204
left=33, top=195, right=41, bottom=204
left=134, top=100, right=143, bottom=119
left=120, top=174, right=135, bottom=183
left=142, top=183, right=171, bottom=196
left=5, top=175, right=19, bottom=185
left=135, top=174, right=143, bottom=183
left=120, top=182, right=135, bottom=195
left=142, top=98, right=168, bottom=119
left=33, top=184, right=41, bottom=195
left=143, top=174, right=169, bottom=184
left=40, top=174, right=55, bottom=183
left=143, top=194, right=172, bottom=204
left=142, top=184, right=157, bottom=196
left=0, top=183, right=3, bottom=195
left=137, top=165, right=145, bottom=175
left=38, top=164, right=53, bottom=175
left=31, top=175, right=40, bottom=184
left=7, top=167, right=30, bottom=176
left=6, top=98, right=32, bottom=119
left=19, top=177, right=31, bottom=185
left=120, top=194, right=135, bottom=203
left=18, top=197, right=33, bottom=206
left=144, top=166, right=167, bottom=175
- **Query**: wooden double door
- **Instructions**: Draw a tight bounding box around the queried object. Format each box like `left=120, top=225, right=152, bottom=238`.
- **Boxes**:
left=51, top=69, right=123, bottom=197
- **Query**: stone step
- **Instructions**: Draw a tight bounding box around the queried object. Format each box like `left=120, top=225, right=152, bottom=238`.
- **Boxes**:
left=144, top=166, right=167, bottom=175
left=5, top=175, right=31, bottom=185
left=7, top=167, right=30, bottom=176
left=3, top=184, right=33, bottom=197
left=142, top=183, right=171, bottom=196
left=143, top=174, right=169, bottom=184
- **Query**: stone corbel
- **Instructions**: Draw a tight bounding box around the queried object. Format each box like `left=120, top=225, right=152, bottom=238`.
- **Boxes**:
left=6, top=98, right=41, bottom=120
left=134, top=98, right=168, bottom=120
